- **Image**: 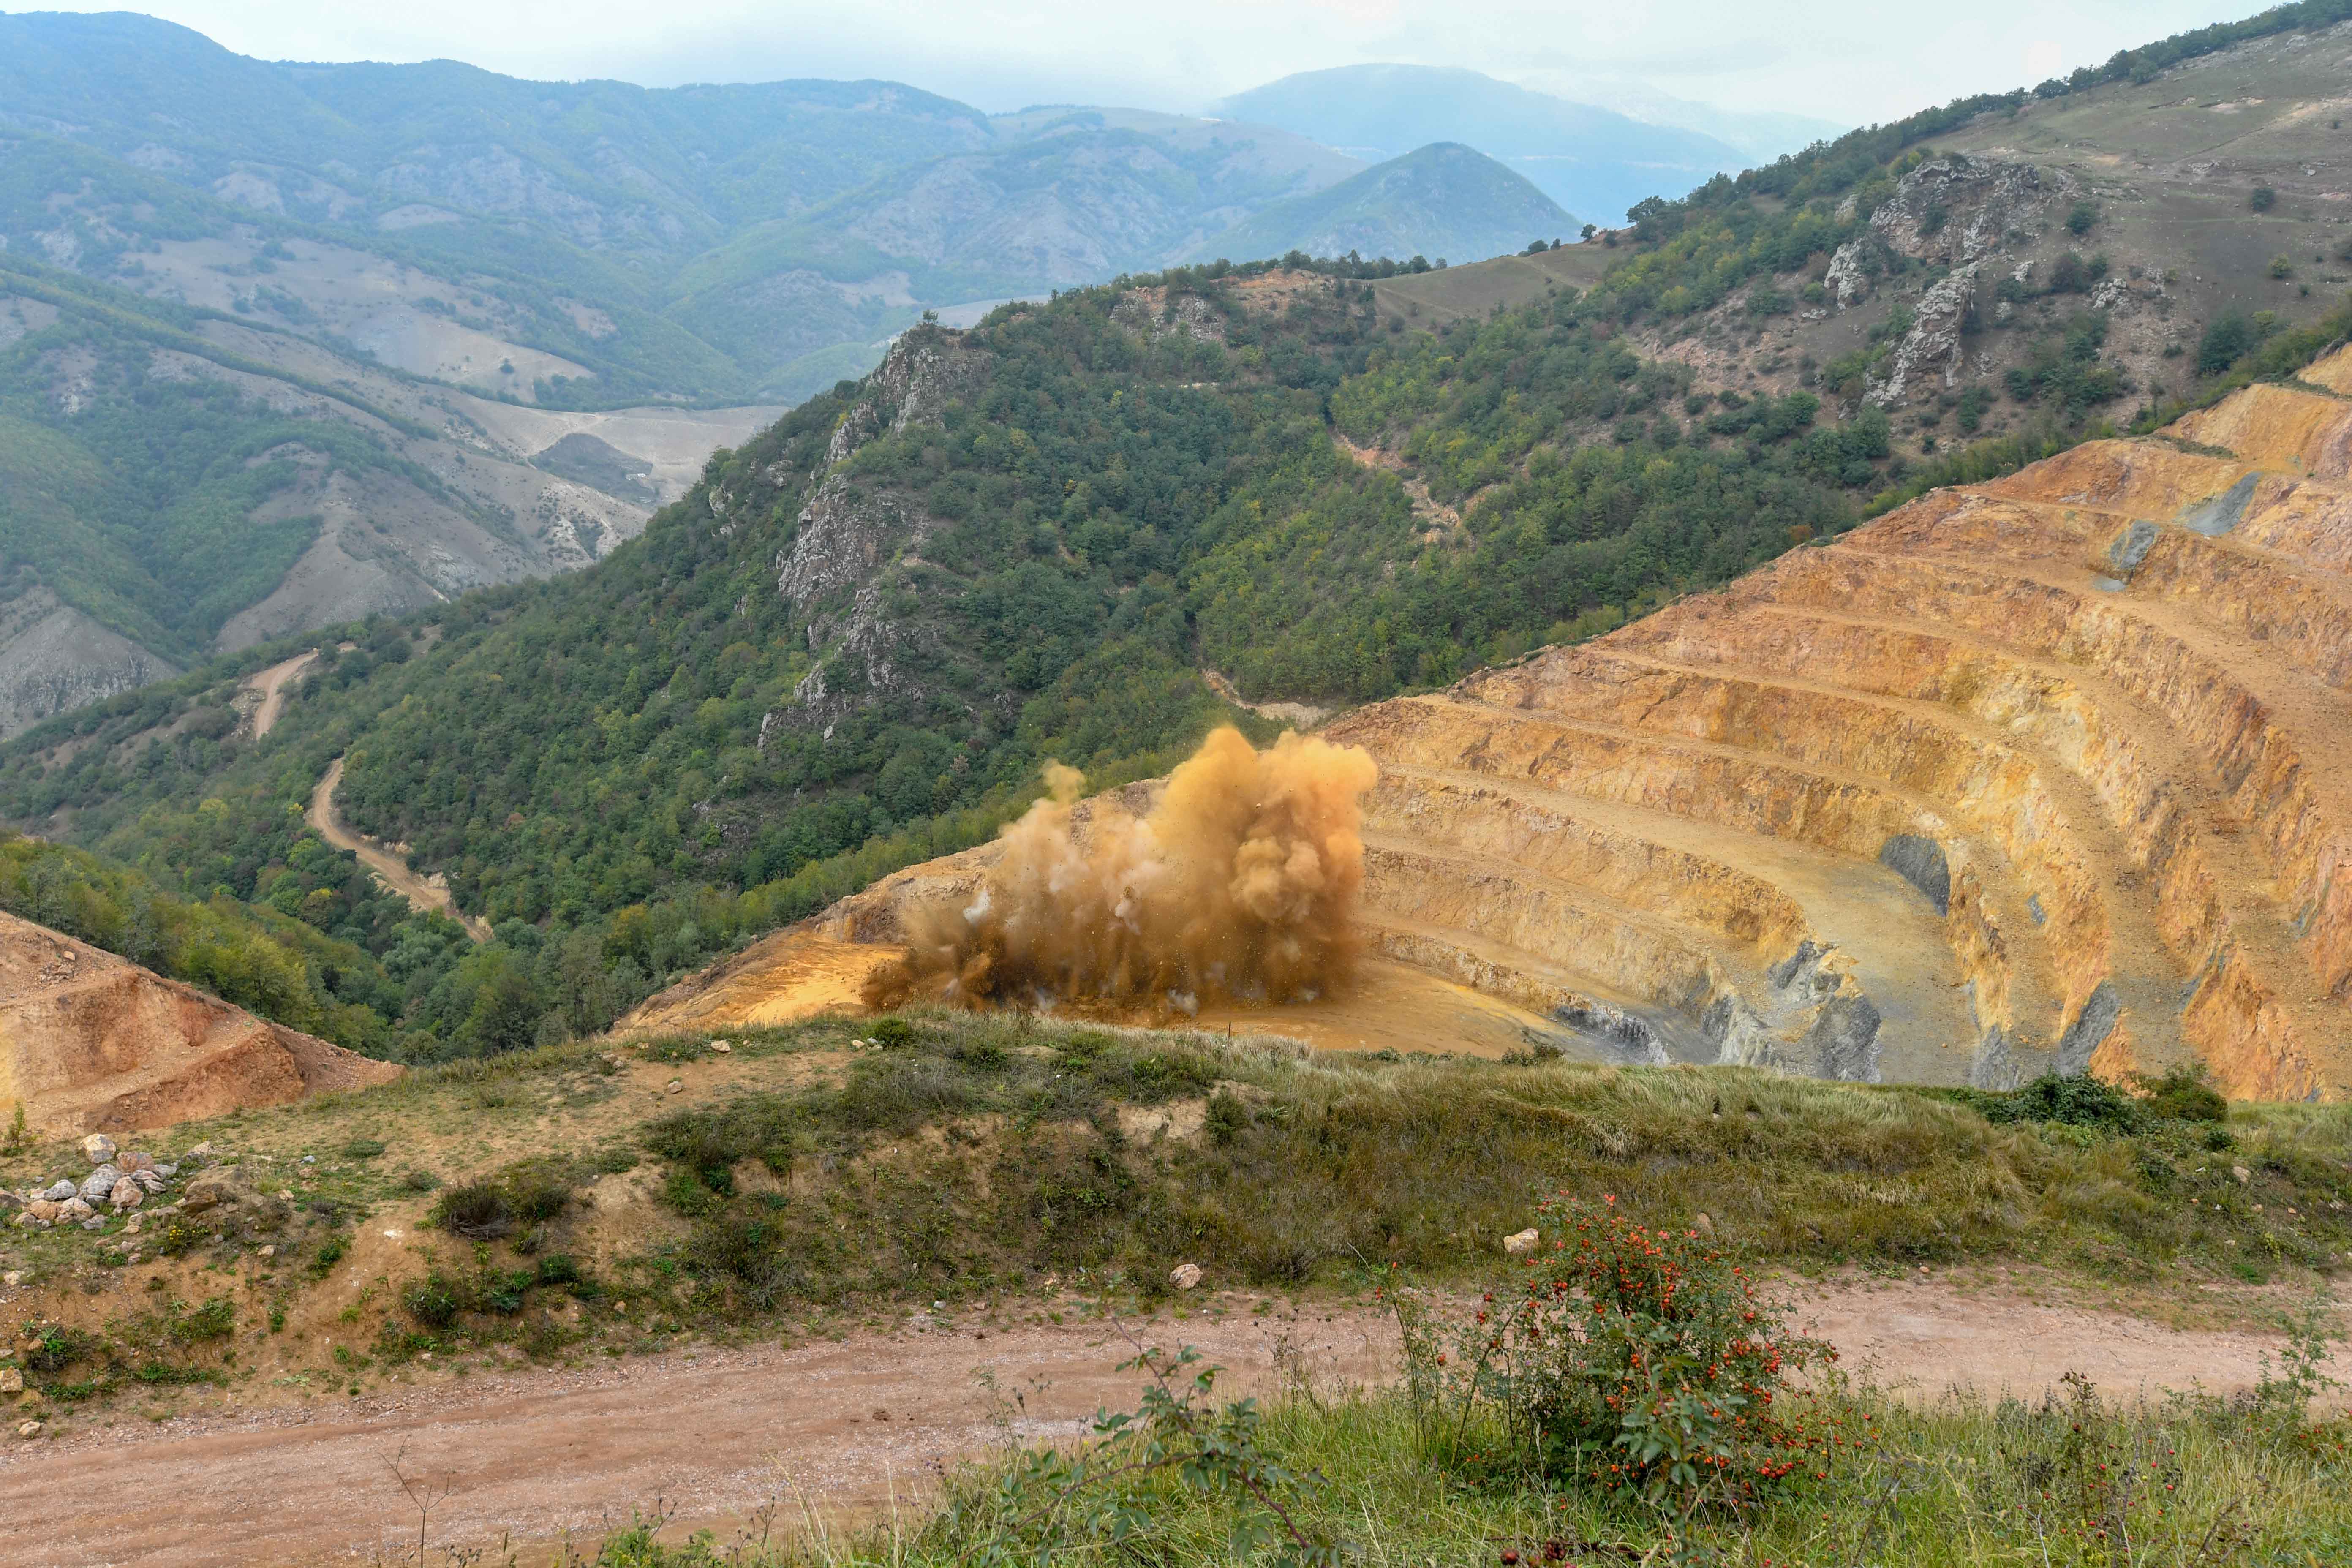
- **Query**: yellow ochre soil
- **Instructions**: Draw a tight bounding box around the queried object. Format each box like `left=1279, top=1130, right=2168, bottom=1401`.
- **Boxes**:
left=633, top=351, right=2352, bottom=1100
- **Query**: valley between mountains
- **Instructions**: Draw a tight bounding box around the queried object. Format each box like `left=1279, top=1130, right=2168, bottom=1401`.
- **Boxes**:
left=5, top=7, right=2352, bottom=1563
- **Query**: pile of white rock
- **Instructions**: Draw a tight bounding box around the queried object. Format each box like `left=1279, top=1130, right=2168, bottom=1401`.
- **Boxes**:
left=3, top=1135, right=186, bottom=1232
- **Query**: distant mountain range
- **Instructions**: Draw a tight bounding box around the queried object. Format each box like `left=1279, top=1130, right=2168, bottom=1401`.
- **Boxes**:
left=0, top=19, right=1800, bottom=406
left=0, top=10, right=1804, bottom=739
left=1213, top=65, right=1748, bottom=233
left=1502, top=71, right=1848, bottom=168
left=1194, top=144, right=1570, bottom=265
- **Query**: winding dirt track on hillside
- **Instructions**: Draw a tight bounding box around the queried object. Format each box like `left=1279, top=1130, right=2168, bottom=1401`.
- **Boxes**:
left=0, top=1278, right=2331, bottom=1567
left=307, top=758, right=491, bottom=942
left=240, top=650, right=317, bottom=740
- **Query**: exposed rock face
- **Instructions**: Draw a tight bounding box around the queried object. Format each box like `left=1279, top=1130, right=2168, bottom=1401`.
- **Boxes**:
left=862, top=327, right=993, bottom=434
left=1822, top=156, right=2078, bottom=408
left=1111, top=289, right=1225, bottom=344
left=637, top=352, right=2352, bottom=1100
left=777, top=479, right=928, bottom=615
left=0, top=588, right=180, bottom=739
left=752, top=326, right=987, bottom=736
left=1869, top=262, right=1980, bottom=407
left=1828, top=156, right=2069, bottom=309
left=0, top=910, right=400, bottom=1133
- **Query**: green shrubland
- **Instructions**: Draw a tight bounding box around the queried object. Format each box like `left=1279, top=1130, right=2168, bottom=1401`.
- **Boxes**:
left=0, top=267, right=1939, bottom=1060
left=348, top=1097, right=2352, bottom=1565
left=596, top=1016, right=2352, bottom=1323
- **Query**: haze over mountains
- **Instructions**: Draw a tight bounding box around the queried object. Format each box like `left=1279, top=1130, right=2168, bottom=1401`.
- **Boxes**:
left=1214, top=66, right=1748, bottom=233
left=0, top=9, right=1836, bottom=740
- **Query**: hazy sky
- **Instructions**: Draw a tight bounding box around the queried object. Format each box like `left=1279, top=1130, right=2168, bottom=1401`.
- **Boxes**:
left=24, top=0, right=2264, bottom=124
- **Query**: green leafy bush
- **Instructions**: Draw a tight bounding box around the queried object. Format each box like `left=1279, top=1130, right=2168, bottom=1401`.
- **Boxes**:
left=403, top=1271, right=462, bottom=1328
left=166, top=1297, right=234, bottom=1344
left=934, top=1343, right=1342, bottom=1565
left=1959, top=1072, right=2145, bottom=1131
left=2132, top=1063, right=2230, bottom=1124
left=305, top=1233, right=348, bottom=1280
left=2200, top=313, right=2259, bottom=375
left=534, top=1254, right=588, bottom=1290
left=660, top=1165, right=726, bottom=1217
left=150, top=1217, right=206, bottom=1258
left=23, top=1324, right=101, bottom=1374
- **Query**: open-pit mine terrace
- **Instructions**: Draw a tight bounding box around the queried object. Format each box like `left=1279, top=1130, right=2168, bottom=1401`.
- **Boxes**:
left=637, top=352, right=2352, bottom=1100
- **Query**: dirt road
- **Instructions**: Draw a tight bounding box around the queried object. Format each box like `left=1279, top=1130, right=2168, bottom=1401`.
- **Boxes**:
left=0, top=1277, right=2328, bottom=1568
left=307, top=758, right=491, bottom=941
left=240, top=651, right=318, bottom=740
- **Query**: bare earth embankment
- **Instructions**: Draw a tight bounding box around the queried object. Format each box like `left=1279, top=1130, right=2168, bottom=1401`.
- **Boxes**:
left=0, top=1277, right=2327, bottom=1567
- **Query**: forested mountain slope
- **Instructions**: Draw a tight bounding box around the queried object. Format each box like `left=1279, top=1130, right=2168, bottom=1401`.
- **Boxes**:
left=0, top=258, right=1929, bottom=1059
left=0, top=255, right=776, bottom=737
left=0, top=12, right=1543, bottom=406
left=0, top=13, right=1572, bottom=726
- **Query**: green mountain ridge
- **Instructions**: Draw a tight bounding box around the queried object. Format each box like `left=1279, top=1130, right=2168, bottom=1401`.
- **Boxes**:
left=1213, top=65, right=1742, bottom=230
left=0, top=254, right=1954, bottom=1060
left=0, top=11, right=1589, bottom=731
left=1190, top=144, right=1574, bottom=266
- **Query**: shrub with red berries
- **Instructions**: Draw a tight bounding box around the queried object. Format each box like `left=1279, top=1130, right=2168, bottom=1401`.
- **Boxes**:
left=1398, top=1194, right=1836, bottom=1507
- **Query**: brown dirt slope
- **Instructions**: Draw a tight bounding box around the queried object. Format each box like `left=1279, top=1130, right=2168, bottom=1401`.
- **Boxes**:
left=631, top=352, right=2352, bottom=1101
left=0, top=909, right=398, bottom=1135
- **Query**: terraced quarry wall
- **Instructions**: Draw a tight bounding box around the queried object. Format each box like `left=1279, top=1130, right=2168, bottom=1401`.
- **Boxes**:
left=635, top=354, right=2352, bottom=1100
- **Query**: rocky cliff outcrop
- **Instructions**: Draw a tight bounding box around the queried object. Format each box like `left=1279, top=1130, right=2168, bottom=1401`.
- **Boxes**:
left=0, top=588, right=179, bottom=738
left=735, top=327, right=991, bottom=739
left=1822, top=155, right=2081, bottom=408
left=639, top=353, right=2352, bottom=1099
left=0, top=909, right=400, bottom=1133
left=1830, top=155, right=2067, bottom=300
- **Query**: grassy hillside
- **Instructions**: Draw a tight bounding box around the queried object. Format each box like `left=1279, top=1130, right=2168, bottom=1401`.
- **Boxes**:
left=6, top=1010, right=2349, bottom=1459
